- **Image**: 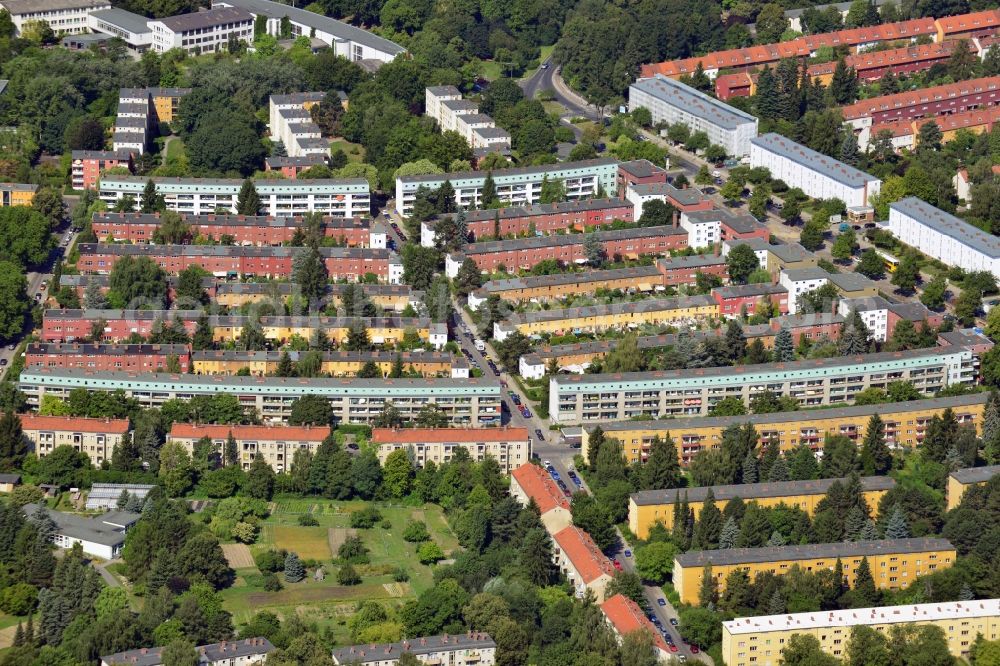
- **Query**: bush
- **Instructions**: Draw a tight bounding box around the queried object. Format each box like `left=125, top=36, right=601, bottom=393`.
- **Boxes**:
left=254, top=549, right=287, bottom=573
left=0, top=583, right=37, bottom=616
left=350, top=506, right=383, bottom=529
left=337, top=564, right=361, bottom=585
left=393, top=567, right=410, bottom=582
left=263, top=573, right=283, bottom=591
left=380, top=519, right=392, bottom=529
left=402, top=520, right=430, bottom=543
left=417, top=541, right=445, bottom=565
left=337, top=535, right=371, bottom=564
left=297, top=513, right=319, bottom=526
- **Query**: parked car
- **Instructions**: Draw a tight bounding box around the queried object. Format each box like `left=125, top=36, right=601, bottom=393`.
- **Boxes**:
left=623, top=549, right=632, bottom=558
left=657, top=598, right=667, bottom=607
left=512, top=395, right=521, bottom=405
left=689, top=645, right=700, bottom=654
left=669, top=645, right=678, bottom=653
left=612, top=559, right=623, bottom=571
left=669, top=618, right=679, bottom=626
left=522, top=408, right=531, bottom=418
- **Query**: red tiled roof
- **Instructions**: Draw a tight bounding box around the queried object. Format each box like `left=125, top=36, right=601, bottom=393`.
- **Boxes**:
left=601, top=594, right=671, bottom=654
left=840, top=76, right=1000, bottom=120
left=371, top=426, right=529, bottom=444
left=169, top=423, right=329, bottom=441
left=936, top=8, right=1000, bottom=34
left=553, top=526, right=616, bottom=583
left=807, top=41, right=960, bottom=77
left=21, top=414, right=129, bottom=434
left=873, top=105, right=1000, bottom=137
left=511, top=463, right=570, bottom=514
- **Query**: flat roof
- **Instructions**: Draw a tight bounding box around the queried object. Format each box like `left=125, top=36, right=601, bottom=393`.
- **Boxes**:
left=829, top=272, right=877, bottom=292
left=155, top=6, right=252, bottom=31
left=676, top=537, right=954, bottom=568
left=631, top=475, right=896, bottom=507
left=630, top=181, right=707, bottom=206
left=724, top=600, right=1000, bottom=636
left=950, top=464, right=1000, bottom=485
left=22, top=504, right=138, bottom=547
left=90, top=7, right=151, bottom=33
left=630, top=75, right=758, bottom=130
left=783, top=267, right=830, bottom=281
left=619, top=159, right=665, bottom=179
left=753, top=133, right=880, bottom=189
left=891, top=196, right=1000, bottom=258
left=398, top=157, right=618, bottom=185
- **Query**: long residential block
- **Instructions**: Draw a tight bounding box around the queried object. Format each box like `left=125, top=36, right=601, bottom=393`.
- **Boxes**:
left=19, top=369, right=504, bottom=426
left=192, top=350, right=468, bottom=378
left=509, top=463, right=573, bottom=534
left=749, top=133, right=881, bottom=208
left=331, top=633, right=495, bottom=666
left=722, top=600, right=1000, bottom=666
left=887, top=197, right=1000, bottom=278
left=549, top=346, right=975, bottom=424
left=553, top=525, right=616, bottom=599
left=947, top=464, right=1000, bottom=510
left=629, top=75, right=759, bottom=157
left=26, top=343, right=190, bottom=373
left=371, top=426, right=530, bottom=473
left=98, top=176, right=370, bottom=217
left=76, top=244, right=402, bottom=283
left=102, top=638, right=275, bottom=666
left=394, top=159, right=619, bottom=217
left=168, top=423, right=328, bottom=473
left=628, top=476, right=895, bottom=539
left=212, top=282, right=413, bottom=311
left=674, top=538, right=956, bottom=605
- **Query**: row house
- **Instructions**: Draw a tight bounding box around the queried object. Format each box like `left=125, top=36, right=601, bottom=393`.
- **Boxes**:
left=25, top=343, right=190, bottom=373
left=192, top=349, right=467, bottom=378
left=41, top=309, right=204, bottom=343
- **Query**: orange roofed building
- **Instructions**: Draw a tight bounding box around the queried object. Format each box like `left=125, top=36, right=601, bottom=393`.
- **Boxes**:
left=553, top=526, right=616, bottom=599
left=371, top=426, right=530, bottom=473
left=510, top=463, right=572, bottom=534
left=601, top=594, right=672, bottom=661
left=21, top=414, right=130, bottom=468
left=167, top=423, right=329, bottom=473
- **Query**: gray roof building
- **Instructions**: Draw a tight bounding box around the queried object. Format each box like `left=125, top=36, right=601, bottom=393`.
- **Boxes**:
left=752, top=133, right=880, bottom=189
left=631, top=75, right=758, bottom=130
left=101, top=637, right=274, bottom=666
left=782, top=267, right=830, bottom=281
left=949, top=464, right=1000, bottom=485
left=631, top=475, right=896, bottom=506
left=463, top=223, right=685, bottom=255
left=89, top=7, right=152, bottom=34
left=890, top=196, right=1000, bottom=258
left=331, top=634, right=496, bottom=665
left=155, top=6, right=252, bottom=32
left=675, top=538, right=956, bottom=568
left=22, top=503, right=139, bottom=548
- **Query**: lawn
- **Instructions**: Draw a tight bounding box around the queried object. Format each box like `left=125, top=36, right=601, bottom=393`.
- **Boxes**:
left=219, top=498, right=460, bottom=639
left=165, top=137, right=186, bottom=161
left=329, top=139, right=365, bottom=163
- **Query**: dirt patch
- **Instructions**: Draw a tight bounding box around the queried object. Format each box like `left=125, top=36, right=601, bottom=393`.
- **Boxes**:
left=0, top=625, right=17, bottom=649
left=221, top=543, right=256, bottom=569
left=328, top=527, right=357, bottom=554
left=383, top=582, right=411, bottom=597
left=246, top=582, right=386, bottom=606
left=410, top=510, right=425, bottom=522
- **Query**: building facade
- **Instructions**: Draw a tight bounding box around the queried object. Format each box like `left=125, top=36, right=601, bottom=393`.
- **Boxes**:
left=148, top=6, right=253, bottom=54
left=71, top=151, right=132, bottom=191
left=101, top=638, right=275, bottom=666
left=887, top=197, right=1000, bottom=278
left=552, top=525, right=616, bottom=600
left=509, top=463, right=573, bottom=534
left=0, top=0, right=111, bottom=35
left=26, top=343, right=190, bottom=373
left=371, top=427, right=530, bottom=473
left=168, top=423, right=328, bottom=473
left=331, top=634, right=496, bottom=666
left=947, top=464, right=1000, bottom=510
left=21, top=414, right=130, bottom=467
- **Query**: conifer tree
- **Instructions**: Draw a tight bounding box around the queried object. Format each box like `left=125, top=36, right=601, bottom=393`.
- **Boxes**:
left=643, top=434, right=681, bottom=490
left=774, top=327, right=795, bottom=362
left=284, top=552, right=304, bottom=582
left=742, top=451, right=759, bottom=484
left=884, top=503, right=910, bottom=539
left=852, top=557, right=878, bottom=605
left=693, top=490, right=722, bottom=550
left=767, top=455, right=790, bottom=482
left=719, top=517, right=739, bottom=549
left=699, top=564, right=718, bottom=607
left=236, top=179, right=261, bottom=215
left=860, top=414, right=891, bottom=475
left=225, top=432, right=239, bottom=468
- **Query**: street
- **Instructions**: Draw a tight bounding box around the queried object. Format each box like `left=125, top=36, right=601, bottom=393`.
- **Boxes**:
left=519, top=58, right=602, bottom=142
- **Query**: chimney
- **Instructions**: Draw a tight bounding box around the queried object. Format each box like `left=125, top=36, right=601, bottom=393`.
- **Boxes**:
left=672, top=211, right=679, bottom=228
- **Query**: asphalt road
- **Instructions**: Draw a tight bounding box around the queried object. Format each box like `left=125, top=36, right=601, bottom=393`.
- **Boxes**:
left=519, top=59, right=602, bottom=142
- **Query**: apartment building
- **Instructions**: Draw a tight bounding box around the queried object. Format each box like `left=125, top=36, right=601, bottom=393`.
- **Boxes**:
left=269, top=92, right=328, bottom=158
left=213, top=282, right=411, bottom=311
left=625, top=182, right=713, bottom=218
left=148, top=6, right=252, bottom=54
left=750, top=134, right=881, bottom=208
left=331, top=634, right=496, bottom=666
left=102, top=638, right=275, bottom=666
left=841, top=76, right=1000, bottom=149
left=26, top=343, right=190, bottom=373
left=19, top=369, right=504, bottom=426
left=509, top=463, right=573, bottom=534
left=947, top=464, right=1000, bottom=510
left=679, top=209, right=724, bottom=248
left=41, top=309, right=204, bottom=343
left=192, top=350, right=468, bottom=378
left=394, top=158, right=619, bottom=216
left=445, top=224, right=687, bottom=277
left=887, top=197, right=1000, bottom=277
left=424, top=86, right=512, bottom=152
left=722, top=600, right=1000, bottom=666
left=779, top=267, right=831, bottom=314
left=468, top=255, right=728, bottom=309
left=0, top=183, right=37, bottom=207
left=87, top=7, right=154, bottom=52
left=214, top=0, right=406, bottom=66
left=878, top=106, right=1000, bottom=152
left=713, top=283, right=790, bottom=318
left=98, top=176, right=370, bottom=217
left=616, top=159, right=669, bottom=196
left=76, top=244, right=401, bottom=283
left=371, top=427, right=530, bottom=473
left=601, top=594, right=672, bottom=662
left=629, top=476, right=895, bottom=539
left=71, top=151, right=132, bottom=191
left=552, top=525, right=616, bottom=599
left=264, top=154, right=326, bottom=178
left=674, top=538, right=956, bottom=605
left=629, top=75, right=759, bottom=157
left=21, top=414, right=130, bottom=467
left=168, top=423, right=328, bottom=473
left=90, top=212, right=376, bottom=247
left=493, top=295, right=718, bottom=341
left=422, top=198, right=635, bottom=246
left=0, top=0, right=111, bottom=36
left=550, top=345, right=974, bottom=423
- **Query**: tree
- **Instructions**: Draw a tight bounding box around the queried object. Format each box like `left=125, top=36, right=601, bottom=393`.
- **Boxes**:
left=158, top=442, right=194, bottom=497
left=693, top=490, right=722, bottom=549
left=108, top=256, right=167, bottom=309
left=890, top=254, right=920, bottom=294
left=720, top=178, right=743, bottom=202
left=236, top=180, right=261, bottom=216
left=634, top=542, right=677, bottom=584
left=884, top=503, right=910, bottom=539
left=956, top=288, right=982, bottom=326
left=454, top=258, right=482, bottom=299
left=293, top=247, right=329, bottom=302
left=284, top=552, right=304, bottom=583
left=921, top=275, right=947, bottom=310
left=0, top=262, right=25, bottom=343
left=852, top=556, right=879, bottom=606
left=774, top=327, right=795, bottom=362
left=642, top=435, right=681, bottom=490
left=855, top=248, right=886, bottom=279
left=571, top=493, right=616, bottom=551
left=782, top=634, right=840, bottom=666
left=140, top=179, right=164, bottom=214
left=161, top=638, right=199, bottom=666
left=726, top=244, right=760, bottom=284
left=698, top=564, right=718, bottom=606
left=860, top=415, right=891, bottom=476
left=917, top=120, right=943, bottom=152
left=0, top=410, right=25, bottom=471
left=310, top=98, right=344, bottom=136
left=245, top=458, right=275, bottom=500
left=799, top=219, right=826, bottom=251
left=175, top=264, right=208, bottom=306
left=288, top=395, right=332, bottom=426
left=480, top=173, right=498, bottom=209
left=756, top=2, right=789, bottom=42
left=832, top=229, right=857, bottom=263
left=638, top=199, right=676, bottom=227
left=830, top=59, right=859, bottom=104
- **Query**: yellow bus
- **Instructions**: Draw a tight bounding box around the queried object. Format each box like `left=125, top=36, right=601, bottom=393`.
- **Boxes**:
left=876, top=249, right=900, bottom=273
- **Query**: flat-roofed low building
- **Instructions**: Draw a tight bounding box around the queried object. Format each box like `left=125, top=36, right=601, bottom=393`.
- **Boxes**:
left=779, top=267, right=830, bottom=314
left=553, top=525, right=616, bottom=599
left=25, top=503, right=137, bottom=560
left=331, top=633, right=495, bottom=666
left=0, top=183, right=37, bottom=207
left=168, top=423, right=328, bottom=473
left=89, top=8, right=153, bottom=51
left=626, top=181, right=712, bottom=218
left=148, top=5, right=253, bottom=54
left=20, top=369, right=503, bottom=427
left=589, top=393, right=988, bottom=471
left=947, top=464, right=1000, bottom=510
left=371, top=426, right=530, bottom=473
left=674, top=538, right=957, bottom=605
left=21, top=414, right=130, bottom=467
left=601, top=594, right=672, bottom=661
left=629, top=476, right=895, bottom=539
left=722, top=599, right=1000, bottom=666
left=510, top=463, right=573, bottom=533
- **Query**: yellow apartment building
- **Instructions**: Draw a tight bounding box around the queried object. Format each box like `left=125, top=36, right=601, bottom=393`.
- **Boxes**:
left=946, top=464, right=1000, bottom=510
left=722, top=599, right=1000, bottom=666
left=674, top=538, right=957, bottom=605
left=213, top=285, right=413, bottom=312
left=0, top=183, right=38, bottom=207
left=209, top=317, right=431, bottom=346
left=587, top=393, right=988, bottom=467
left=629, top=476, right=895, bottom=540
left=149, top=88, right=191, bottom=123
left=168, top=423, right=328, bottom=473
left=21, top=414, right=130, bottom=468
left=191, top=350, right=466, bottom=378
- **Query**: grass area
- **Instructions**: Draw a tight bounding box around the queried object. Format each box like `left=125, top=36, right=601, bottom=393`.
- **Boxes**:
left=329, top=139, right=365, bottom=163
left=542, top=100, right=568, bottom=117
left=165, top=137, right=186, bottom=161
left=219, top=498, right=459, bottom=639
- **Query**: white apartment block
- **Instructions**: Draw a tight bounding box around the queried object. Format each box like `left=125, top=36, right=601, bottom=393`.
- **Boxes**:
left=629, top=74, right=759, bottom=157
left=424, top=86, right=511, bottom=151
left=370, top=426, right=531, bottom=473
left=750, top=133, right=882, bottom=208
left=99, top=176, right=370, bottom=218
left=425, top=86, right=462, bottom=123
left=395, top=158, right=619, bottom=216
left=888, top=196, right=1000, bottom=278
left=88, top=7, right=154, bottom=51
left=269, top=92, right=328, bottom=158
left=0, top=0, right=110, bottom=36
left=148, top=6, right=252, bottom=54
left=779, top=267, right=831, bottom=314
left=102, top=638, right=275, bottom=666
left=839, top=296, right=890, bottom=341
left=680, top=210, right=722, bottom=249
left=214, top=0, right=406, bottom=66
